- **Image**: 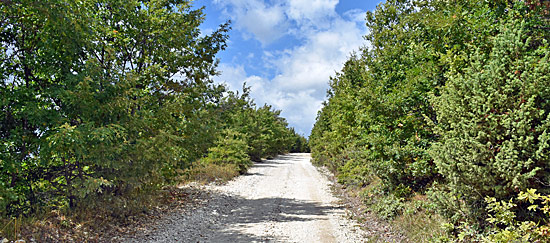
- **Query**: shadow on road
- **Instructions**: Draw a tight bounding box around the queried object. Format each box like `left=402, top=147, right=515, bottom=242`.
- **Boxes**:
left=206, top=154, right=319, bottom=242
left=249, top=153, right=309, bottom=169
left=122, top=153, right=324, bottom=243
left=205, top=192, right=337, bottom=242
left=274, top=153, right=307, bottom=161
left=243, top=172, right=264, bottom=176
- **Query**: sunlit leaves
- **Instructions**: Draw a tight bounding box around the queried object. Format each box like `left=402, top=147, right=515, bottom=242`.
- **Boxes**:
left=310, top=0, right=550, bottom=233
left=0, top=0, right=229, bottom=215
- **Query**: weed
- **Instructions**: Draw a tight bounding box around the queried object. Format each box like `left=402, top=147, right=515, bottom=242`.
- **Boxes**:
left=392, top=199, right=447, bottom=242
left=183, top=163, right=240, bottom=184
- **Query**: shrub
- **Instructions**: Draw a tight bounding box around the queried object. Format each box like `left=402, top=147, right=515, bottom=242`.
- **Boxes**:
left=368, top=193, right=405, bottom=220
left=201, top=129, right=251, bottom=174
left=337, top=160, right=371, bottom=188
left=447, top=189, right=550, bottom=242
left=431, top=11, right=550, bottom=222
left=184, top=163, right=240, bottom=184
left=483, top=189, right=550, bottom=242
left=362, top=184, right=405, bottom=220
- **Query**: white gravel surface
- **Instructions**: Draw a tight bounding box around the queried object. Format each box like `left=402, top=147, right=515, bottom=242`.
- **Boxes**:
left=123, top=153, right=369, bottom=242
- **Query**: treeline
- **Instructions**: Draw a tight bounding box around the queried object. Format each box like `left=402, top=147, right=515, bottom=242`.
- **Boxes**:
left=310, top=0, right=549, bottom=241
left=0, top=0, right=307, bottom=219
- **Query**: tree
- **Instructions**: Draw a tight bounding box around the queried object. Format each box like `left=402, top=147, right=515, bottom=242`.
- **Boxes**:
left=310, top=0, right=550, bottom=229
left=0, top=0, right=229, bottom=215
left=431, top=3, right=550, bottom=222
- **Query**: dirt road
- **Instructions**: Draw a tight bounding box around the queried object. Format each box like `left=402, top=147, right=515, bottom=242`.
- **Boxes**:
left=124, top=153, right=367, bottom=242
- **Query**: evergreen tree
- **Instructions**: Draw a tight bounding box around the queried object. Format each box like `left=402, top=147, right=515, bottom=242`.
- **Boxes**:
left=431, top=4, right=550, bottom=221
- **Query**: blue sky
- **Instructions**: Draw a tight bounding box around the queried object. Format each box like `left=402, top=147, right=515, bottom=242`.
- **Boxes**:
left=193, top=0, right=383, bottom=136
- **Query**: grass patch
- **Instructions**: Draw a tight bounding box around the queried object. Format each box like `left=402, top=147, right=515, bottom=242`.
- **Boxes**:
left=0, top=160, right=246, bottom=241
left=183, top=162, right=240, bottom=184
left=393, top=210, right=447, bottom=242
left=0, top=185, right=207, bottom=241
left=355, top=179, right=449, bottom=242
left=392, top=195, right=447, bottom=242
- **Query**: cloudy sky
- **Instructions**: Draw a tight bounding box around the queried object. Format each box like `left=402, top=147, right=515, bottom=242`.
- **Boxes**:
left=194, top=0, right=382, bottom=136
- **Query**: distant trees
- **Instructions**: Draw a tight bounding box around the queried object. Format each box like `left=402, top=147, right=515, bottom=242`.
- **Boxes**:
left=0, top=0, right=307, bottom=218
left=200, top=87, right=307, bottom=174
left=310, top=0, right=549, bottom=239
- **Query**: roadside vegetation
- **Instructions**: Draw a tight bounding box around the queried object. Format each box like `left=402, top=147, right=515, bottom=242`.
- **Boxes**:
left=310, top=0, right=550, bottom=241
left=0, top=0, right=308, bottom=241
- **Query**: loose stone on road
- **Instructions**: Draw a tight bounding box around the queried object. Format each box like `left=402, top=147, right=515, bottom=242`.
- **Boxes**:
left=124, top=153, right=367, bottom=242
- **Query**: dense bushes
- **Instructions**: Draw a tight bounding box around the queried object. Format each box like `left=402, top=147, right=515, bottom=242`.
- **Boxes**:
left=0, top=0, right=307, bottom=220
left=200, top=129, right=251, bottom=174
left=431, top=14, right=550, bottom=222
left=198, top=89, right=303, bottom=176
left=2, top=0, right=223, bottom=216
left=310, top=0, right=550, bottom=239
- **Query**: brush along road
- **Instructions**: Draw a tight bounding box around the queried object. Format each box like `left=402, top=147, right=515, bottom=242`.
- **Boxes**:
left=123, top=153, right=368, bottom=242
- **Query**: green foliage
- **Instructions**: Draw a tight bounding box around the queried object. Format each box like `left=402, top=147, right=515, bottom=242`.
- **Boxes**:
left=0, top=0, right=302, bottom=220
left=362, top=185, right=405, bottom=220
left=449, top=189, right=550, bottom=242
left=289, top=129, right=309, bottom=153
left=0, top=0, right=232, bottom=215
left=201, top=129, right=251, bottom=174
left=214, top=87, right=300, bottom=162
left=310, top=0, right=550, bottom=239
left=431, top=3, right=550, bottom=222
left=310, top=0, right=448, bottom=194
left=335, top=147, right=372, bottom=187
left=426, top=183, right=473, bottom=227
left=246, top=105, right=294, bottom=160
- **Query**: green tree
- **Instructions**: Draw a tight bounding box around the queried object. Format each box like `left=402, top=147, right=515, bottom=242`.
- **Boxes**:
left=310, top=1, right=550, bottom=231
left=1, top=0, right=229, bottom=215
left=201, top=129, right=251, bottom=174
left=431, top=3, right=550, bottom=222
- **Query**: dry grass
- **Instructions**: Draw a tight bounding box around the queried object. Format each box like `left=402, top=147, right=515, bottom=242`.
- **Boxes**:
left=344, top=178, right=449, bottom=242
left=0, top=161, right=243, bottom=241
left=184, top=163, right=240, bottom=184
left=393, top=209, right=447, bottom=242
left=391, top=194, right=448, bottom=242
left=1, top=216, right=35, bottom=241
left=1, top=186, right=209, bottom=242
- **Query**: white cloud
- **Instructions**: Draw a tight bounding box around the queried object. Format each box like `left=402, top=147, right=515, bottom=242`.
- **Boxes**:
left=212, top=0, right=369, bottom=135
left=214, top=0, right=289, bottom=45
left=344, top=8, right=367, bottom=23
left=239, top=5, right=288, bottom=44
left=286, top=0, right=338, bottom=29
left=214, top=0, right=344, bottom=45
left=273, top=19, right=365, bottom=93
left=214, top=63, right=247, bottom=91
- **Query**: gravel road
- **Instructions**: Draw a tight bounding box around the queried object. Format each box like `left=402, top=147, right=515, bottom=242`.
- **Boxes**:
left=123, top=153, right=369, bottom=242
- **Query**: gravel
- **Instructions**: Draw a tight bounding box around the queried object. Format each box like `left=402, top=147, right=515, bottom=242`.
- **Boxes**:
left=120, top=153, right=389, bottom=242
